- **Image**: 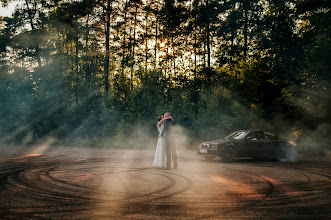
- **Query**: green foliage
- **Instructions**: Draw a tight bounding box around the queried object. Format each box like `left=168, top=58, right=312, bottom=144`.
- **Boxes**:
left=0, top=0, right=330, bottom=150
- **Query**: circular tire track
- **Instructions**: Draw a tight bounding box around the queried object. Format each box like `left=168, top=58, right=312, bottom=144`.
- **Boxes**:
left=238, top=162, right=331, bottom=201
left=0, top=154, right=194, bottom=219
left=0, top=151, right=330, bottom=219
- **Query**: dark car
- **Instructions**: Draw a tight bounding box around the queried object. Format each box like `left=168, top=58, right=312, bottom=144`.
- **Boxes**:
left=197, top=130, right=296, bottom=162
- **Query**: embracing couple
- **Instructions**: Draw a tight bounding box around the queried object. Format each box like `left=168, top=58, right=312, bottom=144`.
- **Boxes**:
left=153, top=112, right=177, bottom=170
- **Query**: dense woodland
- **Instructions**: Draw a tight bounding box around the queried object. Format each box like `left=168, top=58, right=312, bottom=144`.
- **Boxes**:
left=0, top=0, right=330, bottom=150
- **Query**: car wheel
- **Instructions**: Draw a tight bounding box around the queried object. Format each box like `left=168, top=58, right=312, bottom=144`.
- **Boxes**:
left=220, top=147, right=236, bottom=163
left=203, top=156, right=216, bottom=161
left=274, top=149, right=285, bottom=161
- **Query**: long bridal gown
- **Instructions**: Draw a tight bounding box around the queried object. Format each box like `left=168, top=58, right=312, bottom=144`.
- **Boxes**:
left=153, top=124, right=166, bottom=168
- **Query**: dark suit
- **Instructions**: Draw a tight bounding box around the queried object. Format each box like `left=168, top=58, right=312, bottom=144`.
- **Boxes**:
left=161, top=119, right=177, bottom=168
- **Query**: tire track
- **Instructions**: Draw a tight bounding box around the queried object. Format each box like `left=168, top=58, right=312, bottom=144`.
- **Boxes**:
left=0, top=151, right=330, bottom=219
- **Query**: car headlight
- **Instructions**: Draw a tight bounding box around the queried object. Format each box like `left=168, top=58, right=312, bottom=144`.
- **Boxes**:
left=200, top=144, right=209, bottom=148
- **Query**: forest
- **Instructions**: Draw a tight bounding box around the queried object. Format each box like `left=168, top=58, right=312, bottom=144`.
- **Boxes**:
left=0, top=0, right=330, bottom=151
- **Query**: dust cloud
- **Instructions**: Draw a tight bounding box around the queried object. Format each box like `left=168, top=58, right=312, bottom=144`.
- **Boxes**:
left=294, top=123, right=331, bottom=161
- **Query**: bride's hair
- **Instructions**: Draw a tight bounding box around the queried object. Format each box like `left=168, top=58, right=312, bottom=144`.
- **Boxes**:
left=157, top=115, right=163, bottom=121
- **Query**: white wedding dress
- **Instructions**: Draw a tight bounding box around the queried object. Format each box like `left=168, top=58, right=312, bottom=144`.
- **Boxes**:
left=153, top=124, right=166, bottom=168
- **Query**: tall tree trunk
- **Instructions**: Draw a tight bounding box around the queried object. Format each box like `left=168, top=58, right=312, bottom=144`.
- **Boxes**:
left=206, top=0, right=211, bottom=69
left=203, top=28, right=206, bottom=68
left=122, top=0, right=128, bottom=75
left=75, top=34, right=79, bottom=104
left=84, top=13, right=90, bottom=74
left=70, top=42, right=76, bottom=103
left=104, top=0, right=111, bottom=93
left=129, top=18, right=133, bottom=89
left=154, top=18, right=158, bottom=70
left=172, top=35, right=176, bottom=77
left=194, top=32, right=197, bottom=77
left=145, top=12, right=148, bottom=72
left=132, top=5, right=138, bottom=82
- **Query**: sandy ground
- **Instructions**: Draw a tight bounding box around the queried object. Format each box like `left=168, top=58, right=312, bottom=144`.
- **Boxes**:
left=0, top=144, right=330, bottom=219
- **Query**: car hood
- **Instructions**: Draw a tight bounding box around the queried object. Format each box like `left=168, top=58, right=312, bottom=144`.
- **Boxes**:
left=202, top=139, right=229, bottom=145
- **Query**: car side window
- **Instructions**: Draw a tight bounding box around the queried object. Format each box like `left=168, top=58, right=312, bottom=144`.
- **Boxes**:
left=247, top=132, right=264, bottom=140
left=247, top=132, right=257, bottom=140
left=255, top=132, right=264, bottom=140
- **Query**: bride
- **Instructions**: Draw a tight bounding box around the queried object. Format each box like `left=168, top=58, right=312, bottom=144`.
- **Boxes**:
left=153, top=114, right=173, bottom=168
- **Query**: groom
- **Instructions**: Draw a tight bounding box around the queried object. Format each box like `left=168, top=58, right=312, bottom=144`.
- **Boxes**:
left=161, top=112, right=177, bottom=169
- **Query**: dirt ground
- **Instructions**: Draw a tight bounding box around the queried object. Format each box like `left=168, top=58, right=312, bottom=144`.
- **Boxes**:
left=0, top=144, right=330, bottom=219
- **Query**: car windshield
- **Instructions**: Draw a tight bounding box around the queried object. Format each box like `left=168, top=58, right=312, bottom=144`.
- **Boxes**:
left=225, top=131, right=249, bottom=140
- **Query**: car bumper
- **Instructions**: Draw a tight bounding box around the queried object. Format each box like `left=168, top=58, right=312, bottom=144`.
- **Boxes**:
left=197, top=148, right=219, bottom=156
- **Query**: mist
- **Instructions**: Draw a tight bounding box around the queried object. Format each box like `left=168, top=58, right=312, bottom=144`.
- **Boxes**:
left=294, top=123, right=331, bottom=160
left=0, top=0, right=329, bottom=165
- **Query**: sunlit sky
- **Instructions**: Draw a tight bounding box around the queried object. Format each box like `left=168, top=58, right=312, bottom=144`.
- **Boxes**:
left=0, top=1, right=19, bottom=18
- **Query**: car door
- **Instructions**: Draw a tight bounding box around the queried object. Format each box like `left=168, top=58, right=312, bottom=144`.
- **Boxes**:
left=263, top=131, right=279, bottom=156
left=247, top=131, right=275, bottom=157
left=244, top=132, right=262, bottom=157
left=257, top=139, right=274, bottom=157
